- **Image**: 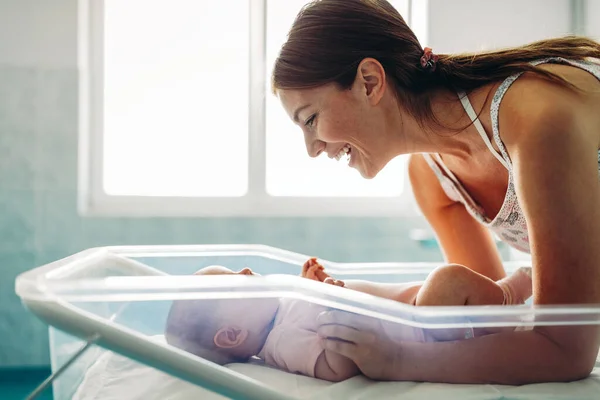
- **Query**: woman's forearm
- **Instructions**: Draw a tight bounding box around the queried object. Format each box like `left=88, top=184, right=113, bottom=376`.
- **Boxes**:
left=392, top=327, right=598, bottom=385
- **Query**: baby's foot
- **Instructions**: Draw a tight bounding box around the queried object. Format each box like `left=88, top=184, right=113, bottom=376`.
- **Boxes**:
left=302, top=257, right=324, bottom=280
left=517, top=266, right=532, bottom=277
left=302, top=257, right=332, bottom=282
left=324, top=277, right=345, bottom=287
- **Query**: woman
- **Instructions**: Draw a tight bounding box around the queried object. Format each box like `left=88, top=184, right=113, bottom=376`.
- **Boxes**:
left=271, top=0, right=600, bottom=385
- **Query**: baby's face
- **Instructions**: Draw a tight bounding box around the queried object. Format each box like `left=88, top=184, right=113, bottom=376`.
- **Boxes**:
left=195, top=265, right=278, bottom=351
left=215, top=297, right=279, bottom=336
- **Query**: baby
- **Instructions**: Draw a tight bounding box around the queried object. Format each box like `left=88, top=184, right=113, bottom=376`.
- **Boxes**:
left=165, top=259, right=532, bottom=382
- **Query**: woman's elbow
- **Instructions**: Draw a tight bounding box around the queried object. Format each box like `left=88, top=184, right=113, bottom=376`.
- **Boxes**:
left=536, top=328, right=598, bottom=383
left=555, top=353, right=596, bottom=382
left=509, top=348, right=595, bottom=385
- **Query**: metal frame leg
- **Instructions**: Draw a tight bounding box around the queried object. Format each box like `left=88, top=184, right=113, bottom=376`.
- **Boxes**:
left=26, top=334, right=100, bottom=400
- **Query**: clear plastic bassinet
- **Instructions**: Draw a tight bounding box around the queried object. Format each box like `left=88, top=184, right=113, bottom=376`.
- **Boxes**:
left=14, top=244, right=600, bottom=400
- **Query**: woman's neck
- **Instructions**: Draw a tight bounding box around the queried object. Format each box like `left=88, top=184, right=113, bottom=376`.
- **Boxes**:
left=390, top=86, right=493, bottom=160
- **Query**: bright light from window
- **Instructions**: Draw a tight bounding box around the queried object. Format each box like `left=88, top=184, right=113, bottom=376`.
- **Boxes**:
left=102, top=1, right=249, bottom=197
left=265, top=0, right=410, bottom=197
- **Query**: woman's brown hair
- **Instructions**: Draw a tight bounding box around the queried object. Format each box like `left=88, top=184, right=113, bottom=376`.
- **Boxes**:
left=272, top=0, right=600, bottom=128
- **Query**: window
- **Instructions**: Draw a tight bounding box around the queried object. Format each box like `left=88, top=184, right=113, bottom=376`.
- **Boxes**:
left=102, top=0, right=249, bottom=197
left=79, top=0, right=419, bottom=216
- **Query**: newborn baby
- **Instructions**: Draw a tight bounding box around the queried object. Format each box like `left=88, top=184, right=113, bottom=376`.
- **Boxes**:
left=165, top=259, right=532, bottom=382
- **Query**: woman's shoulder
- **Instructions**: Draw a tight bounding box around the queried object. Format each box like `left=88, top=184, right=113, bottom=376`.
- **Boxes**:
left=495, top=63, right=600, bottom=155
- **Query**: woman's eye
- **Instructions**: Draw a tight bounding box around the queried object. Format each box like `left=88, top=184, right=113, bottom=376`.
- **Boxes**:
left=304, top=114, right=316, bottom=128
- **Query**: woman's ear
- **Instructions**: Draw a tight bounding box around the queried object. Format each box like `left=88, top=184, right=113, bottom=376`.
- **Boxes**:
left=355, top=57, right=386, bottom=105
left=213, top=326, right=249, bottom=348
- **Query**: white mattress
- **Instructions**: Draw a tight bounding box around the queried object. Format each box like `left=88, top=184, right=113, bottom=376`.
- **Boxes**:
left=73, top=336, right=600, bottom=400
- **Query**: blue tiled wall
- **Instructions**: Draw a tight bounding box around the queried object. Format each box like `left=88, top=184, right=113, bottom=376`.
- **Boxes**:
left=0, top=66, right=453, bottom=367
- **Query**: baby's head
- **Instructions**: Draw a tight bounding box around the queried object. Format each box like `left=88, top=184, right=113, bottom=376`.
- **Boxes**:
left=165, top=265, right=279, bottom=365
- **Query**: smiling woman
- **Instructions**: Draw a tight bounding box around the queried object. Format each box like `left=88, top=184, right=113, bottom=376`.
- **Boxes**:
left=277, top=71, right=405, bottom=179
left=270, top=0, right=600, bottom=386
left=264, top=0, right=412, bottom=198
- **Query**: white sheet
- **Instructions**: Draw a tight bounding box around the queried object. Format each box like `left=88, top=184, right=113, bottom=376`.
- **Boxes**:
left=73, top=336, right=600, bottom=400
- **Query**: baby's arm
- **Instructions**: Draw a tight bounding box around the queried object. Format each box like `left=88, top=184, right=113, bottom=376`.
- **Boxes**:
left=314, top=350, right=359, bottom=382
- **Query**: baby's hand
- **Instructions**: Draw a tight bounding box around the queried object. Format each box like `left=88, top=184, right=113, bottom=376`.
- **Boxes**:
left=323, top=277, right=345, bottom=288
left=302, top=257, right=330, bottom=282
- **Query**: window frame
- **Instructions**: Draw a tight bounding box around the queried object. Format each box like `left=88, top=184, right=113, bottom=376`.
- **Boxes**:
left=77, top=0, right=420, bottom=217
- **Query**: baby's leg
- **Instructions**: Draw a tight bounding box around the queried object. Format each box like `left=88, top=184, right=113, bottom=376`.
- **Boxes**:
left=302, top=258, right=346, bottom=286
left=302, top=258, right=330, bottom=281
left=416, top=264, right=504, bottom=306
left=416, top=264, right=507, bottom=341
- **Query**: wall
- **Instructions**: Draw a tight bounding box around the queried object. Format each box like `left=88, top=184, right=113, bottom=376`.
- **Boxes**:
left=588, top=0, right=600, bottom=40
left=427, top=0, right=572, bottom=51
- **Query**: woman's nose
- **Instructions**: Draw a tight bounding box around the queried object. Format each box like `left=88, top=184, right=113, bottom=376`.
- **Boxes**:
left=305, top=138, right=325, bottom=158
left=238, top=267, right=253, bottom=275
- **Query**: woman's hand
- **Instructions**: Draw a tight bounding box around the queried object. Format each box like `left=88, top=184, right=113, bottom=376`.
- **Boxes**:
left=316, top=310, right=401, bottom=380
left=318, top=310, right=599, bottom=384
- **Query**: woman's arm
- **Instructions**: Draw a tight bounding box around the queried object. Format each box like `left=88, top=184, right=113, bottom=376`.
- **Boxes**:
left=408, top=154, right=506, bottom=281
left=318, top=89, right=600, bottom=384
left=390, top=327, right=598, bottom=384
left=399, top=96, right=600, bottom=383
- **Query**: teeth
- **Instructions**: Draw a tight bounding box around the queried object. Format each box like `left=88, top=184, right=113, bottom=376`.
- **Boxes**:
left=335, top=144, right=351, bottom=161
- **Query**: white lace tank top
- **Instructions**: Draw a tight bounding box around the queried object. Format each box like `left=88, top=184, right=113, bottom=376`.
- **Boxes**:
left=423, top=57, right=600, bottom=254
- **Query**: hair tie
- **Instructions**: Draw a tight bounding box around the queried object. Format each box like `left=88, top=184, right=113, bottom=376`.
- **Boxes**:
left=420, top=47, right=438, bottom=71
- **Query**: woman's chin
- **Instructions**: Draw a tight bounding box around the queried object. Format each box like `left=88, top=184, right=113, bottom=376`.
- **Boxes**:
left=356, top=165, right=378, bottom=179
left=350, top=155, right=379, bottom=179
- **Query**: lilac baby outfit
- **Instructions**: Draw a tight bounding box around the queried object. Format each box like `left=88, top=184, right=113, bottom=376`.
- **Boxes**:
left=257, top=298, right=426, bottom=377
left=257, top=299, right=326, bottom=377
left=424, top=58, right=600, bottom=254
